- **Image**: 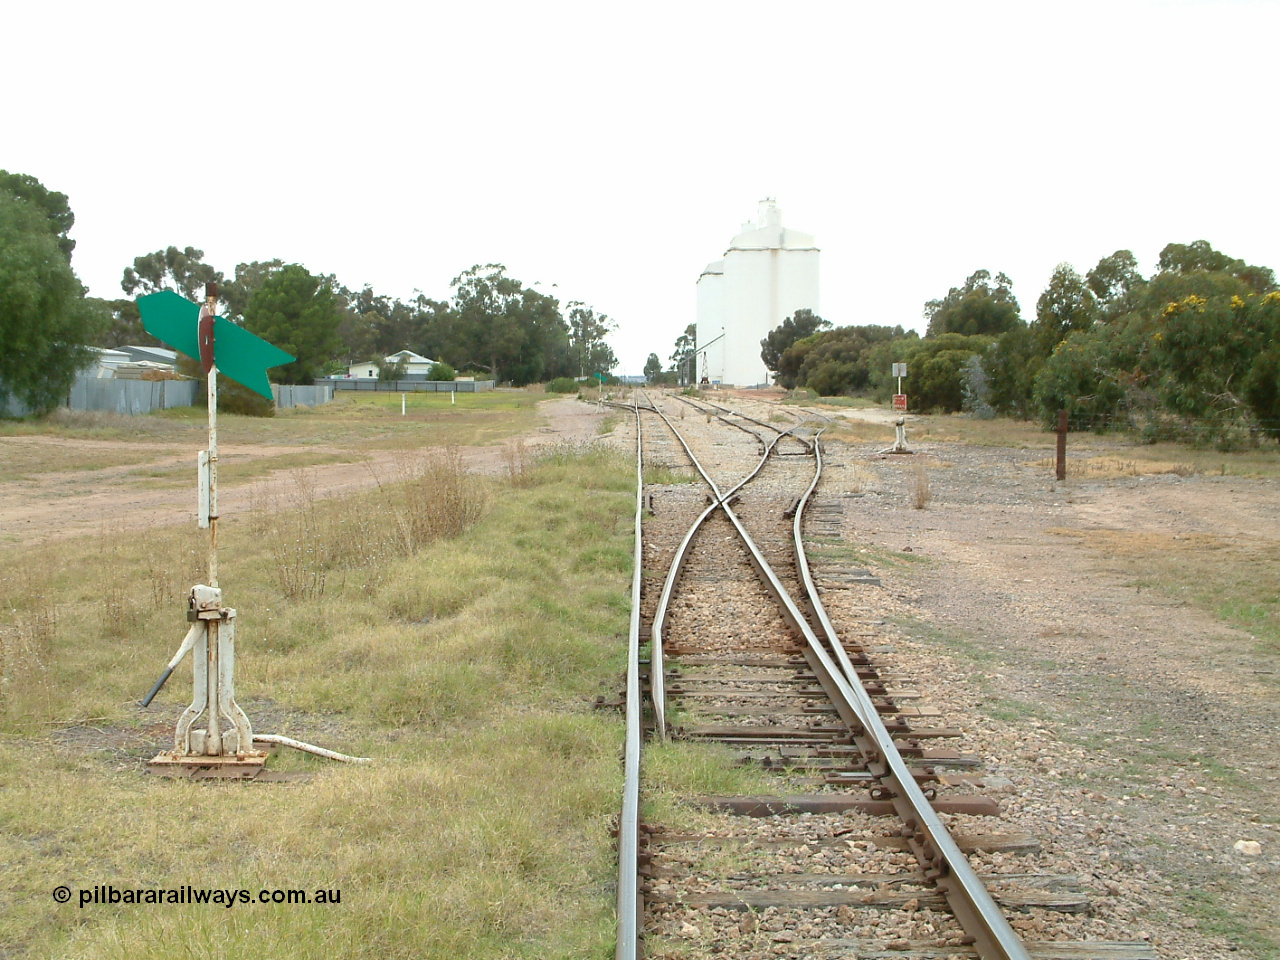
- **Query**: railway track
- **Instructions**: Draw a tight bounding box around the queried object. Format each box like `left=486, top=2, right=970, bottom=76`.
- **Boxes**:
left=614, top=390, right=1155, bottom=960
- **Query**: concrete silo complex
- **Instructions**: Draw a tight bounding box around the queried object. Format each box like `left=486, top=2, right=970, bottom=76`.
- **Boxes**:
left=695, top=199, right=819, bottom=387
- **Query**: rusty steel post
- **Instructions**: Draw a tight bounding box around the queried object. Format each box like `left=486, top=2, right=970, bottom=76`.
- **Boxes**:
left=1056, top=410, right=1067, bottom=481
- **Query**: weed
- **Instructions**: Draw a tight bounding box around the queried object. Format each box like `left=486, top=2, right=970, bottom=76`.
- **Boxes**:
left=0, top=599, right=57, bottom=727
left=644, top=466, right=696, bottom=485
left=910, top=463, right=931, bottom=509
left=502, top=438, right=532, bottom=487
left=1032, top=455, right=1198, bottom=479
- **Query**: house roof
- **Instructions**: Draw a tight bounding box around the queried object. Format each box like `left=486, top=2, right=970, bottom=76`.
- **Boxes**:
left=384, top=350, right=433, bottom=364
left=118, top=345, right=178, bottom=364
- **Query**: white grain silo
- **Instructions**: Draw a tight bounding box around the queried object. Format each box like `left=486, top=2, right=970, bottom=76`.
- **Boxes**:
left=696, top=200, right=819, bottom=387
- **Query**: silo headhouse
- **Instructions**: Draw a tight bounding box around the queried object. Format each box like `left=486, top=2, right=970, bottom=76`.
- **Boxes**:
left=695, top=199, right=819, bottom=387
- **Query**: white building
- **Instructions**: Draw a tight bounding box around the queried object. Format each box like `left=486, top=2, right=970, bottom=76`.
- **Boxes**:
left=347, top=350, right=437, bottom=379
left=696, top=200, right=819, bottom=387
left=383, top=350, right=435, bottom=375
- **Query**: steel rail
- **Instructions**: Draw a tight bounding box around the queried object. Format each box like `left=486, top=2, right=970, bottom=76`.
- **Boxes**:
left=615, top=398, right=644, bottom=960
left=644, top=393, right=802, bottom=740
left=671, top=393, right=807, bottom=448
left=677, top=392, right=828, bottom=438
left=639, top=394, right=1030, bottom=960
left=789, top=437, right=1031, bottom=960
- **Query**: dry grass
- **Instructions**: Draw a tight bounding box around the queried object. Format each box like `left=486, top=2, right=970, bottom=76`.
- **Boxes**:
left=1032, top=455, right=1196, bottom=479
left=503, top=438, right=533, bottom=487
left=0, top=444, right=637, bottom=958
left=821, top=417, right=896, bottom=444
left=909, top=463, right=931, bottom=509
left=0, top=600, right=57, bottom=727
left=250, top=450, right=487, bottom=601
left=0, top=441, right=178, bottom=482
left=2, top=391, right=546, bottom=451
left=841, top=464, right=876, bottom=495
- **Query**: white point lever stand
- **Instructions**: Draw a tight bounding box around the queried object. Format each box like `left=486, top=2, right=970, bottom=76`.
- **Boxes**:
left=145, top=588, right=267, bottom=779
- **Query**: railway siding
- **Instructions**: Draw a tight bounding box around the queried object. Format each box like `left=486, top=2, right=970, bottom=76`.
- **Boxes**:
left=615, top=391, right=1158, bottom=960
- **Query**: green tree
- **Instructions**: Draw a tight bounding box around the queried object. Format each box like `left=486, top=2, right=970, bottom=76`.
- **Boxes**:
left=643, top=353, right=663, bottom=383
left=445, top=264, right=570, bottom=385
left=1031, top=263, right=1097, bottom=358
left=1033, top=326, right=1129, bottom=429
left=93, top=297, right=154, bottom=348
left=671, top=324, right=696, bottom=385
left=0, top=170, right=76, bottom=260
left=780, top=325, right=908, bottom=393
left=761, top=309, right=829, bottom=376
left=0, top=192, right=106, bottom=413
left=924, top=269, right=1021, bottom=337
left=379, top=355, right=408, bottom=381
left=1158, top=240, right=1276, bottom=295
left=242, top=264, right=343, bottom=384
left=428, top=361, right=456, bottom=381
left=895, top=334, right=994, bottom=412
left=122, top=246, right=225, bottom=302
left=566, top=301, right=617, bottom=378
left=1086, top=250, right=1144, bottom=317
left=983, top=324, right=1036, bottom=417
left=221, top=259, right=285, bottom=322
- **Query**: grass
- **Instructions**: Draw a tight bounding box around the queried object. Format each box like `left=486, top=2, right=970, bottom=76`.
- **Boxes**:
left=0, top=442, right=181, bottom=482
left=643, top=466, right=696, bottom=485
left=1113, top=439, right=1280, bottom=479
left=803, top=541, right=930, bottom=571
left=0, top=443, right=637, bottom=959
left=909, top=462, right=931, bottom=509
left=1, top=391, right=547, bottom=452
left=1183, top=890, right=1280, bottom=959
left=1047, top=527, right=1280, bottom=660
left=1030, top=455, right=1196, bottom=479
left=640, top=740, right=771, bottom=826
left=128, top=450, right=364, bottom=488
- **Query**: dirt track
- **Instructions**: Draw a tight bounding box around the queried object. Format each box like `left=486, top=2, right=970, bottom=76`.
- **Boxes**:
left=0, top=398, right=605, bottom=546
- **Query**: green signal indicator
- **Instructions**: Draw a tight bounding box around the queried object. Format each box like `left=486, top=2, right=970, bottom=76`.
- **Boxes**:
left=137, top=290, right=294, bottom=400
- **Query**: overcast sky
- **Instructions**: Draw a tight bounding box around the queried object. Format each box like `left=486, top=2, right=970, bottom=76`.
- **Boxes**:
left=5, top=1, right=1277, bottom=375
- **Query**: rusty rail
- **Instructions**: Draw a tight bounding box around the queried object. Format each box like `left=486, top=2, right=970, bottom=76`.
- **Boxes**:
left=615, top=398, right=644, bottom=960
left=790, top=436, right=1031, bottom=960
left=644, top=394, right=802, bottom=740
left=627, top=393, right=1030, bottom=960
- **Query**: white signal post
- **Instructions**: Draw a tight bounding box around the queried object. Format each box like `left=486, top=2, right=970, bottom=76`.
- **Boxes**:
left=145, top=281, right=263, bottom=775
left=138, top=284, right=370, bottom=775
left=205, top=288, right=219, bottom=588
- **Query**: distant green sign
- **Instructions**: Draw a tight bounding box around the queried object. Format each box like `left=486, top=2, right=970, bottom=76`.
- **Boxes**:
left=593, top=372, right=606, bottom=382
left=137, top=290, right=294, bottom=400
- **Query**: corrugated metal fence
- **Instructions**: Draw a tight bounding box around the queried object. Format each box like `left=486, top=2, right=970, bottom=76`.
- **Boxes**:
left=272, top=383, right=335, bottom=408
left=2, top=377, right=334, bottom=416
left=71, top=377, right=198, bottom=414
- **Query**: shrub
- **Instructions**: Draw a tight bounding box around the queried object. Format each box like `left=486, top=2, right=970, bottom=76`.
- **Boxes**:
left=545, top=377, right=578, bottom=393
left=428, top=361, right=456, bottom=381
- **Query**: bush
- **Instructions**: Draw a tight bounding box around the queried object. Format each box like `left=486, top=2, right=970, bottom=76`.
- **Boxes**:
left=177, top=355, right=274, bottom=416
left=545, top=377, right=578, bottom=393
left=428, top=361, right=456, bottom=381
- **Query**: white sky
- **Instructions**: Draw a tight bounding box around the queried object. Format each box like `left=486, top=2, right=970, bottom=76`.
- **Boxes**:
left=5, top=1, right=1278, bottom=376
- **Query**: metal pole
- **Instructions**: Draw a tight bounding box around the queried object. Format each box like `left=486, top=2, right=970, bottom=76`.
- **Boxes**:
left=206, top=284, right=219, bottom=589
left=203, top=281, right=221, bottom=756
left=1056, top=409, right=1068, bottom=481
